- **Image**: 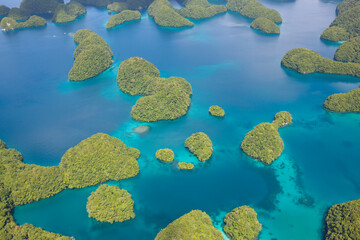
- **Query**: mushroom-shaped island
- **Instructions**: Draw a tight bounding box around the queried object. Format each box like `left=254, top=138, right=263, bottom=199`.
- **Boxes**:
left=156, top=148, right=175, bottom=162
left=209, top=105, right=225, bottom=117
left=185, top=132, right=213, bottom=161
left=52, top=1, right=86, bottom=23
left=106, top=10, right=141, bottom=29
left=250, top=17, right=280, bottom=34
left=324, top=88, right=360, bottom=113
left=178, top=162, right=194, bottom=170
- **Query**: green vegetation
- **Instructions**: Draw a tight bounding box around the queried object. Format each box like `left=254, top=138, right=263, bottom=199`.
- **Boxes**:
left=178, top=162, right=194, bottom=170
left=281, top=48, right=360, bottom=77
left=76, top=0, right=112, bottom=7
left=335, top=36, right=360, bottom=63
left=8, top=7, right=30, bottom=21
left=209, top=105, right=225, bottom=117
left=250, top=17, right=280, bottom=34
left=1, top=15, right=46, bottom=31
left=185, top=132, right=213, bottom=161
left=325, top=198, right=360, bottom=240
left=117, top=57, right=193, bottom=122
left=155, top=210, right=223, bottom=240
left=60, top=133, right=140, bottom=189
left=107, top=2, right=128, bottom=12
left=321, top=2, right=360, bottom=42
left=176, top=0, right=226, bottom=19
left=0, top=140, right=6, bottom=149
left=226, top=0, right=282, bottom=23
left=241, top=111, right=292, bottom=164
left=53, top=1, right=86, bottom=23
left=223, top=206, right=262, bottom=240
left=324, top=88, right=360, bottom=113
left=106, top=10, right=141, bottom=29
left=20, top=0, right=61, bottom=14
left=155, top=149, right=175, bottom=162
left=69, top=29, right=113, bottom=81
left=87, top=184, right=135, bottom=223
left=0, top=5, right=10, bottom=16
left=148, top=0, right=194, bottom=27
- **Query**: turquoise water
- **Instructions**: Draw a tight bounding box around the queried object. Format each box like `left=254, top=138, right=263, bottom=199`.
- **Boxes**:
left=1, top=0, right=360, bottom=239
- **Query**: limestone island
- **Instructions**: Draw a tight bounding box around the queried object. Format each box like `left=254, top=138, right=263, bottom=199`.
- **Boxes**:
left=334, top=36, right=360, bottom=63
left=241, top=111, right=292, bottom=164
left=69, top=29, right=113, bottom=81
left=106, top=10, right=141, bottom=29
left=20, top=0, right=61, bottom=15
left=178, top=162, right=194, bottom=170
left=8, top=7, right=30, bottom=21
left=321, top=0, right=360, bottom=42
left=148, top=0, right=194, bottom=28
left=223, top=206, right=262, bottom=240
left=77, top=0, right=112, bottom=7
left=281, top=48, right=360, bottom=77
left=52, top=1, right=87, bottom=23
left=250, top=17, right=280, bottom=34
left=156, top=148, right=175, bottom=162
left=325, top=198, right=360, bottom=240
left=209, top=105, right=225, bottom=117
left=117, top=57, right=192, bottom=122
left=185, top=132, right=213, bottom=161
left=226, top=0, right=282, bottom=23
left=1, top=15, right=46, bottom=31
left=86, top=184, right=135, bottom=223
left=176, top=0, right=227, bottom=20
left=155, top=210, right=223, bottom=240
left=324, top=88, right=360, bottom=113
left=108, top=2, right=128, bottom=12
left=0, top=5, right=10, bottom=17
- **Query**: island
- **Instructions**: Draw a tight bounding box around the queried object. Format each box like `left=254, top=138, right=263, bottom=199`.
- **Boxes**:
left=20, top=0, right=61, bottom=15
left=209, top=105, right=225, bottom=117
left=106, top=10, right=141, bottom=29
left=52, top=1, right=87, bottom=23
left=324, top=88, right=360, bottom=113
left=76, top=0, right=111, bottom=7
left=154, top=210, right=223, bottom=240
left=226, top=0, right=282, bottom=23
left=69, top=29, right=113, bottom=81
left=178, top=162, right=194, bottom=170
left=176, top=0, right=226, bottom=19
left=241, top=111, right=292, bottom=164
left=117, top=57, right=193, bottom=122
left=8, top=7, right=30, bottom=21
left=281, top=48, right=360, bottom=77
left=250, top=17, right=280, bottom=34
left=325, top=198, right=360, bottom=240
left=107, top=2, right=128, bottom=12
left=0, top=5, right=10, bottom=17
left=185, top=132, right=213, bottom=161
left=321, top=0, right=360, bottom=42
left=223, top=206, right=262, bottom=240
left=334, top=36, right=360, bottom=63
left=156, top=148, right=175, bottom=162
left=86, top=184, right=135, bottom=223
left=107, top=0, right=153, bottom=12
left=148, top=0, right=194, bottom=27
left=1, top=15, right=46, bottom=31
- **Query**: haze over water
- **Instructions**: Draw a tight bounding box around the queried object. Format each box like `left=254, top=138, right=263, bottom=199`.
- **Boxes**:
left=1, top=0, right=359, bottom=239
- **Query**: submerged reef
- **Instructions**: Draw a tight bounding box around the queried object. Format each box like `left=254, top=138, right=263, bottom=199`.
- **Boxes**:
left=69, top=29, right=113, bottom=81
left=117, top=57, right=192, bottom=122
left=223, top=206, right=262, bottom=240
left=176, top=0, right=226, bottom=19
left=185, top=132, right=213, bottom=161
left=250, top=17, right=280, bottom=34
left=324, top=88, right=360, bottom=113
left=281, top=48, right=360, bottom=77
left=178, top=162, right=194, bottom=170
left=321, top=0, right=360, bottom=42
left=53, top=1, right=86, bottom=23
left=226, top=0, right=282, bottom=23
left=155, top=210, right=223, bottom=240
left=209, top=105, right=225, bottom=117
left=148, top=0, right=194, bottom=27
left=87, top=184, right=135, bottom=223
left=241, top=111, right=292, bottom=164
left=325, top=198, right=360, bottom=240
left=106, top=10, right=141, bottom=29
left=1, top=15, right=46, bottom=31
left=156, top=149, right=175, bottom=162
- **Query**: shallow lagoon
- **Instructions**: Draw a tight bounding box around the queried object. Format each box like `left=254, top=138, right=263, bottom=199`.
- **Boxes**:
left=1, top=0, right=360, bottom=239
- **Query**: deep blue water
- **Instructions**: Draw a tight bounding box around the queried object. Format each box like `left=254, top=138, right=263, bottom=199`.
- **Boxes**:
left=1, top=0, right=360, bottom=239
